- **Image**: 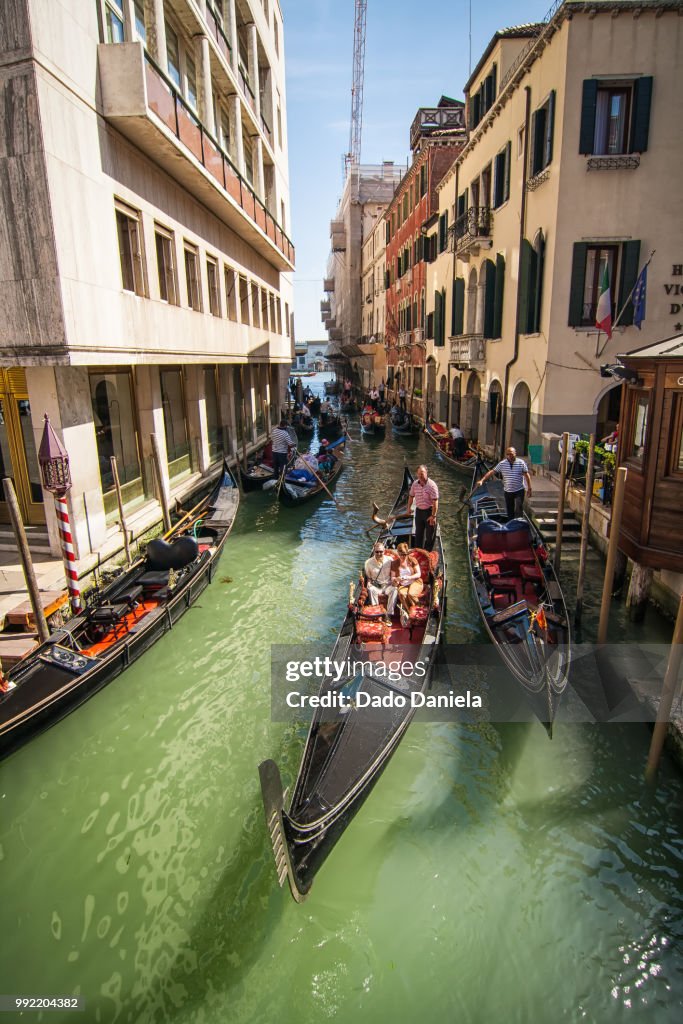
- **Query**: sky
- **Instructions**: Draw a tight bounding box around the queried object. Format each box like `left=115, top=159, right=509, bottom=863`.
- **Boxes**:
left=281, top=0, right=551, bottom=343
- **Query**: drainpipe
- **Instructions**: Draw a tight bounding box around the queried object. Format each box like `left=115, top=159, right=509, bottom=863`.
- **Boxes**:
left=450, top=160, right=460, bottom=426
left=499, top=84, right=531, bottom=457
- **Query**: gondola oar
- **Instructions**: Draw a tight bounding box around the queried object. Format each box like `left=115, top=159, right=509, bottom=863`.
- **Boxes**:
left=289, top=449, right=350, bottom=513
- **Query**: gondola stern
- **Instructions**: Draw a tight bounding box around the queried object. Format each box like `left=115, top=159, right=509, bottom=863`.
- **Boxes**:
left=258, top=759, right=309, bottom=903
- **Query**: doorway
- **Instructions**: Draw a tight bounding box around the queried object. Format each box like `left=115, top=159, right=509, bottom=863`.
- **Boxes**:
left=0, top=369, right=45, bottom=525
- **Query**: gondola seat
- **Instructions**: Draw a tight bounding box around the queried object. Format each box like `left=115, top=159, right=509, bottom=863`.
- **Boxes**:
left=354, top=619, right=392, bottom=644
left=520, top=563, right=544, bottom=582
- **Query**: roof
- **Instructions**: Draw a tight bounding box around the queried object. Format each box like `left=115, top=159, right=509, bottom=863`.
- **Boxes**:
left=464, top=23, right=544, bottom=93
left=620, top=333, right=683, bottom=361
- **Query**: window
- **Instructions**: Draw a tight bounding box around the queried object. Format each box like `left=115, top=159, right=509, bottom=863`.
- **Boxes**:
left=261, top=288, right=269, bottom=330
left=493, top=142, right=511, bottom=208
left=160, top=368, right=190, bottom=469
left=185, top=54, right=198, bottom=111
left=483, top=255, right=505, bottom=339
left=517, top=126, right=524, bottom=158
left=184, top=243, right=202, bottom=311
left=519, top=234, right=545, bottom=334
left=224, top=267, right=237, bottom=321
left=207, top=257, right=221, bottom=316
left=277, top=298, right=282, bottom=334
left=452, top=277, right=465, bottom=336
left=166, top=24, right=181, bottom=89
left=284, top=302, right=290, bottom=337
left=670, top=395, right=683, bottom=475
left=530, top=91, right=555, bottom=177
left=629, top=393, right=649, bottom=462
left=204, top=366, right=221, bottom=460
left=155, top=225, right=177, bottom=305
left=276, top=101, right=282, bottom=149
left=579, top=77, right=653, bottom=155
left=243, top=133, right=254, bottom=185
left=251, top=283, right=260, bottom=327
left=90, top=370, right=141, bottom=493
left=219, top=109, right=231, bottom=155
left=239, top=275, right=250, bottom=323
left=470, top=64, right=497, bottom=128
left=568, top=240, right=641, bottom=328
left=115, top=202, right=146, bottom=296
left=438, top=212, right=449, bottom=254
left=273, top=17, right=279, bottom=57
left=133, top=0, right=146, bottom=44
left=434, top=288, right=446, bottom=347
left=105, top=0, right=124, bottom=43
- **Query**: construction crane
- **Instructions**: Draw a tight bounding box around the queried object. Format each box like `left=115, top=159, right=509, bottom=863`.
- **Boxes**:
left=343, top=0, right=367, bottom=178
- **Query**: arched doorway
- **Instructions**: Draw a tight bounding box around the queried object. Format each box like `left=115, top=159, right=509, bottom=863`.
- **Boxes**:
left=486, top=380, right=502, bottom=447
left=437, top=374, right=448, bottom=422
left=450, top=374, right=461, bottom=427
left=510, top=381, right=531, bottom=454
left=462, top=374, right=481, bottom=441
left=595, top=382, right=622, bottom=442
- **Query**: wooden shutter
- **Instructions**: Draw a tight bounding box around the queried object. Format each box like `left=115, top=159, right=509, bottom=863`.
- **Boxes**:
left=493, top=254, right=505, bottom=339
left=579, top=79, right=598, bottom=154
left=532, top=108, right=546, bottom=175
left=491, top=64, right=497, bottom=102
left=617, top=240, right=641, bottom=326
left=630, top=77, right=653, bottom=153
left=452, top=277, right=465, bottom=335
left=545, top=90, right=555, bottom=168
left=434, top=289, right=442, bottom=346
left=483, top=259, right=496, bottom=339
left=532, top=233, right=545, bottom=332
left=568, top=242, right=588, bottom=326
left=504, top=141, right=511, bottom=202
left=518, top=240, right=532, bottom=334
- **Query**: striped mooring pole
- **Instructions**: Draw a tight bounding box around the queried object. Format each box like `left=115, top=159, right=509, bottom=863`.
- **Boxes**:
left=38, top=414, right=81, bottom=615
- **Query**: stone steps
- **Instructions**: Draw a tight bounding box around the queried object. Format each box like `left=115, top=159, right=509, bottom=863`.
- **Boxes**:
left=0, top=525, right=52, bottom=556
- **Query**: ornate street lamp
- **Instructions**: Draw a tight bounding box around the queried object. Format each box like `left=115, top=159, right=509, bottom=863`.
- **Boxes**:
left=38, top=415, right=81, bottom=613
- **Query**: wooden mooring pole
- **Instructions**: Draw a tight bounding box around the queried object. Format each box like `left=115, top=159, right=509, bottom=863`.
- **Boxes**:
left=110, top=456, right=131, bottom=566
left=2, top=477, right=50, bottom=643
left=575, top=434, right=596, bottom=627
left=597, top=466, right=628, bottom=645
left=553, top=432, right=569, bottom=577
left=150, top=433, right=172, bottom=533
left=645, top=594, right=683, bottom=784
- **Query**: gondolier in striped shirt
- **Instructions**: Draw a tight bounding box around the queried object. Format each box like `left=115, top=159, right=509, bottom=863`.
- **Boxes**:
left=406, top=464, right=439, bottom=551
left=475, top=446, right=532, bottom=520
left=271, top=418, right=293, bottom=475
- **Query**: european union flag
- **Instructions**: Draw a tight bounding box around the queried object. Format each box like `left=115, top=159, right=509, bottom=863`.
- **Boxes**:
left=632, top=265, right=647, bottom=329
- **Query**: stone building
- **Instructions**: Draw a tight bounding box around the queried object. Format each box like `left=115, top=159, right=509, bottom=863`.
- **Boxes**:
left=0, top=0, right=294, bottom=558
left=430, top=0, right=682, bottom=457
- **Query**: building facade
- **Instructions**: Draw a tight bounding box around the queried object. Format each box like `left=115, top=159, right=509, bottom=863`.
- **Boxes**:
left=384, top=98, right=466, bottom=420
left=430, top=0, right=682, bottom=457
left=0, top=0, right=294, bottom=557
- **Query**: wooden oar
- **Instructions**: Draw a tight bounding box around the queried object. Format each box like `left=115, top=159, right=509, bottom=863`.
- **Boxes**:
left=290, top=449, right=349, bottom=512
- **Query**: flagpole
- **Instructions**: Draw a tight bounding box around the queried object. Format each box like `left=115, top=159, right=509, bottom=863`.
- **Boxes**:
left=596, top=250, right=655, bottom=358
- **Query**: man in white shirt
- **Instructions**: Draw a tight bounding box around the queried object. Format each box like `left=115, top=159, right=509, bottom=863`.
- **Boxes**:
left=475, top=446, right=532, bottom=520
left=363, top=542, right=398, bottom=615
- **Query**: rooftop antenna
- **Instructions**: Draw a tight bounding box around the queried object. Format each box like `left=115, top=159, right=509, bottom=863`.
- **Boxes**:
left=343, top=0, right=368, bottom=180
left=469, top=0, right=472, bottom=76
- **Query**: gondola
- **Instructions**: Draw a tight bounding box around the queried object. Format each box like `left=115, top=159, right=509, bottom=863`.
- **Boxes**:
left=391, top=411, right=418, bottom=436
left=465, top=459, right=570, bottom=733
left=0, top=461, right=239, bottom=761
left=424, top=421, right=480, bottom=475
left=260, top=467, right=446, bottom=900
left=359, top=406, right=386, bottom=436
left=318, top=408, right=344, bottom=438
left=278, top=437, right=346, bottom=506
left=238, top=428, right=297, bottom=491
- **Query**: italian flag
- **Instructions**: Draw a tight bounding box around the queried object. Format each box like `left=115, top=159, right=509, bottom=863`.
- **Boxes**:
left=595, top=263, right=612, bottom=339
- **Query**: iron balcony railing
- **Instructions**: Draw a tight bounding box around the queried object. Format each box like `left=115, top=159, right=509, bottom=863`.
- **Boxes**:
left=454, top=206, right=492, bottom=245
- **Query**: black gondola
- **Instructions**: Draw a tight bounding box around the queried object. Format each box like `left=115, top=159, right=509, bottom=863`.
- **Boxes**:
left=391, top=410, right=418, bottom=436
left=0, top=461, right=239, bottom=761
left=465, top=459, right=570, bottom=733
left=278, top=437, right=346, bottom=506
left=424, top=421, right=480, bottom=475
left=239, top=428, right=297, bottom=491
left=359, top=407, right=386, bottom=436
left=260, top=467, right=446, bottom=900
left=318, top=408, right=344, bottom=438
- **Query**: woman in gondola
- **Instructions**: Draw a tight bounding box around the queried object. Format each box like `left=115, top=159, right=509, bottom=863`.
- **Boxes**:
left=392, top=542, right=423, bottom=627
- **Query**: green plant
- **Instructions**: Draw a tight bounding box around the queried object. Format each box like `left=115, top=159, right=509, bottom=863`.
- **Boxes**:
left=574, top=440, right=590, bottom=458
left=413, top=387, right=422, bottom=397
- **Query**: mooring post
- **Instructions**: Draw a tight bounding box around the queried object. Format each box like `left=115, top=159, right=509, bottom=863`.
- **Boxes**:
left=645, top=594, right=683, bottom=784
left=2, top=478, right=50, bottom=644
left=597, top=466, right=628, bottom=645
left=553, top=432, right=569, bottom=577
left=150, top=432, right=172, bottom=533
left=575, top=434, right=596, bottom=627
left=110, top=456, right=131, bottom=565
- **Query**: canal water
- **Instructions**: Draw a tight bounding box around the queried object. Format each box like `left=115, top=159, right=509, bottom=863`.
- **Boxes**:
left=1, top=373, right=682, bottom=1023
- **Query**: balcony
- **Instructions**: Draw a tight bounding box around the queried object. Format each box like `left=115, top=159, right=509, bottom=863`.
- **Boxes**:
left=324, top=317, right=336, bottom=330
left=454, top=207, right=492, bottom=261
left=450, top=334, right=486, bottom=368
left=320, top=300, right=331, bottom=317
left=410, top=104, right=465, bottom=150
left=323, top=278, right=335, bottom=292
left=97, top=43, right=294, bottom=271
left=329, top=327, right=342, bottom=342
left=330, top=220, right=346, bottom=251
left=413, top=327, right=425, bottom=347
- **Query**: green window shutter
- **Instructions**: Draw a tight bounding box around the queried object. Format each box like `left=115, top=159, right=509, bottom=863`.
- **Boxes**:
left=518, top=239, right=532, bottom=333
left=532, top=108, right=545, bottom=175
left=452, top=277, right=465, bottom=335
left=630, top=77, right=653, bottom=153
left=483, top=258, right=496, bottom=339
left=493, top=253, right=505, bottom=339
left=568, top=242, right=588, bottom=326
left=434, top=289, right=441, bottom=346
left=579, top=79, right=598, bottom=154
left=617, top=240, right=641, bottom=326
left=386, top=220, right=390, bottom=244
left=504, top=141, right=511, bottom=202
left=493, top=151, right=502, bottom=208
left=545, top=90, right=555, bottom=168
left=492, top=64, right=497, bottom=101
left=532, top=233, right=545, bottom=332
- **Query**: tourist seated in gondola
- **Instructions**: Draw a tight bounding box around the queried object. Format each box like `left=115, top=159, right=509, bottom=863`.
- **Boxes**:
left=390, top=403, right=407, bottom=426
left=392, top=543, right=423, bottom=627
left=288, top=451, right=318, bottom=485
left=449, top=424, right=467, bottom=458
left=363, top=542, right=398, bottom=618
left=317, top=438, right=337, bottom=473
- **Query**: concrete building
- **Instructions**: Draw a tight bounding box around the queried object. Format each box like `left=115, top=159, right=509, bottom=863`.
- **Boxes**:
left=430, top=0, right=683, bottom=457
left=359, top=212, right=389, bottom=388
left=384, top=98, right=467, bottom=421
left=322, top=162, right=402, bottom=385
left=0, top=0, right=294, bottom=558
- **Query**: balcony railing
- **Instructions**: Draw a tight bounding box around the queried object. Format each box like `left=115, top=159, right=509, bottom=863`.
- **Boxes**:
left=206, top=2, right=232, bottom=63
left=323, top=278, right=335, bottom=292
left=330, top=220, right=346, bottom=251
left=450, top=334, right=486, bottom=367
left=410, top=105, right=465, bottom=149
left=454, top=207, right=492, bottom=258
left=100, top=47, right=295, bottom=269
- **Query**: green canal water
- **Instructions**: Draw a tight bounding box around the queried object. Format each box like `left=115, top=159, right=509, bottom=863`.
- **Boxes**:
left=1, top=375, right=682, bottom=1023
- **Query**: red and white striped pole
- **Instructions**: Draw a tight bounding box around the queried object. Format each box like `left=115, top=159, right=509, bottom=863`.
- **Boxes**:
left=39, top=414, right=82, bottom=616
left=55, top=493, right=81, bottom=613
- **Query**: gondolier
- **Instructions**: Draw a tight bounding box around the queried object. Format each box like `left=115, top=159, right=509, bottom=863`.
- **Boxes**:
left=271, top=418, right=293, bottom=475
left=475, top=446, right=532, bottom=520
left=406, top=464, right=439, bottom=551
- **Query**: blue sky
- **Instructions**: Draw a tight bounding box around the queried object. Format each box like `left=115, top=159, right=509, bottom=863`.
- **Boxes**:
left=281, top=0, right=551, bottom=342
